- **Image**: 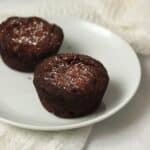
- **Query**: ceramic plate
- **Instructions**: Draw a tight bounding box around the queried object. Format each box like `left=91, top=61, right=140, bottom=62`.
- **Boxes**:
left=0, top=17, right=141, bottom=131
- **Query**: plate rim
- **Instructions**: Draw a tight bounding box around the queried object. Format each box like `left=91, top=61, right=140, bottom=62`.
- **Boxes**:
left=0, top=17, right=141, bottom=131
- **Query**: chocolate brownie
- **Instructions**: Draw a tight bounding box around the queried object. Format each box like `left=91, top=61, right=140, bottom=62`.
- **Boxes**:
left=34, top=53, right=109, bottom=118
left=0, top=17, right=64, bottom=72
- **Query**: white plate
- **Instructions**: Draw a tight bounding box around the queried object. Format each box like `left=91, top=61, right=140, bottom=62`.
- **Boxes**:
left=0, top=17, right=141, bottom=131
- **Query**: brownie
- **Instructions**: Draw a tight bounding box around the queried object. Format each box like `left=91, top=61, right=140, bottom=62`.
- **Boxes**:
left=0, top=17, right=64, bottom=72
left=34, top=53, right=109, bottom=118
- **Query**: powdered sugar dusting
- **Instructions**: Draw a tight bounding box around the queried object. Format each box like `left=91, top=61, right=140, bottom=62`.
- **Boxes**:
left=12, top=20, right=49, bottom=46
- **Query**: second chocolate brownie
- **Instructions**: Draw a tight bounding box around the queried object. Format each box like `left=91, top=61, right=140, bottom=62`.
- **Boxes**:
left=0, top=17, right=64, bottom=72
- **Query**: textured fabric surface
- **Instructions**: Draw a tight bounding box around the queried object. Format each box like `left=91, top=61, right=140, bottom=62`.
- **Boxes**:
left=0, top=123, right=91, bottom=150
left=0, top=0, right=149, bottom=150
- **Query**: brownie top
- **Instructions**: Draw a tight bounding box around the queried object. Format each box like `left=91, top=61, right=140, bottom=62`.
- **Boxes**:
left=34, top=53, right=109, bottom=94
left=0, top=17, right=63, bottom=57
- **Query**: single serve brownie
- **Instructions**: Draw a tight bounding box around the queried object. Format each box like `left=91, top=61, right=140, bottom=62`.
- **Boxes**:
left=33, top=53, right=109, bottom=118
left=0, top=17, right=64, bottom=72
